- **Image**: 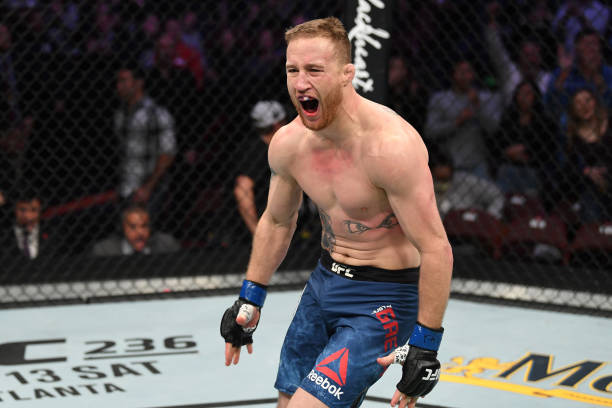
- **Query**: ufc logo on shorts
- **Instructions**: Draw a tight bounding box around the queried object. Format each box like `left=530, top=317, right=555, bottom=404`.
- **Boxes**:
left=422, top=368, right=440, bottom=381
left=331, top=262, right=354, bottom=278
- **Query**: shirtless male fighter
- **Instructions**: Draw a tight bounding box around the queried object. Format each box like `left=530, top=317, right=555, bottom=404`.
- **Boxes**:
left=221, top=17, right=453, bottom=408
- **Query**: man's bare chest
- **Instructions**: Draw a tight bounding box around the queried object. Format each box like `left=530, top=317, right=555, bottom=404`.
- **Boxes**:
left=291, top=149, right=389, bottom=219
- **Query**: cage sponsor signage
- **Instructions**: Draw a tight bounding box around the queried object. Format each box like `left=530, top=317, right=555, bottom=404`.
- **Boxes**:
left=441, top=352, right=612, bottom=406
left=0, top=334, right=198, bottom=405
left=344, top=0, right=393, bottom=104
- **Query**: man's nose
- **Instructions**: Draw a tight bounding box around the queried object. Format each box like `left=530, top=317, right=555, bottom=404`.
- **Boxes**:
left=295, top=72, right=310, bottom=91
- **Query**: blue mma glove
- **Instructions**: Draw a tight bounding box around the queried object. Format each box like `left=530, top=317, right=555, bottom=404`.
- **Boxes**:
left=220, top=280, right=267, bottom=348
left=393, top=322, right=444, bottom=397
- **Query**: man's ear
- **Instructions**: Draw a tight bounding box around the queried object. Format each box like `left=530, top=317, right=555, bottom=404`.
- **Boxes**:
left=343, top=63, right=355, bottom=86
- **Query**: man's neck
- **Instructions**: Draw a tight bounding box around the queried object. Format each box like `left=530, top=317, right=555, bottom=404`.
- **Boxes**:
left=314, top=89, right=361, bottom=144
left=128, top=92, right=144, bottom=109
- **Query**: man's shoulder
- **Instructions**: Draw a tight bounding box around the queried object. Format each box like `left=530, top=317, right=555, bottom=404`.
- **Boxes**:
left=364, top=103, right=422, bottom=150
left=268, top=119, right=303, bottom=159
left=92, top=236, right=122, bottom=256
left=149, top=232, right=180, bottom=253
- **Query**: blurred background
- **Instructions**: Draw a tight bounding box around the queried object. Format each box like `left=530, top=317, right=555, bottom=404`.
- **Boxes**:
left=0, top=0, right=610, bottom=313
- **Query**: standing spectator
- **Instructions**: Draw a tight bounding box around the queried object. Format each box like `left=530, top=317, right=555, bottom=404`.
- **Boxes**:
left=92, top=204, right=180, bottom=256
left=387, top=54, right=429, bottom=134
left=180, top=10, right=206, bottom=66
left=114, top=66, right=176, bottom=219
left=492, top=80, right=559, bottom=197
left=138, top=13, right=161, bottom=69
left=0, top=189, right=57, bottom=261
left=485, top=1, right=553, bottom=107
left=147, top=33, right=198, bottom=137
left=85, top=1, right=118, bottom=56
left=545, top=28, right=612, bottom=119
left=234, top=100, right=287, bottom=237
left=553, top=0, right=610, bottom=54
left=430, top=147, right=505, bottom=220
left=424, top=58, right=502, bottom=179
left=563, top=88, right=612, bottom=222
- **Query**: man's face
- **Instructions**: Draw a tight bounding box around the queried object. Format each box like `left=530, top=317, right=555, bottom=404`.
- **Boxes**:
left=388, top=56, right=408, bottom=88
left=520, top=42, right=541, bottom=71
left=0, top=24, right=11, bottom=52
left=116, top=70, right=136, bottom=103
left=122, top=211, right=151, bottom=252
left=156, top=35, right=176, bottom=67
left=286, top=37, right=345, bottom=131
left=516, top=83, right=536, bottom=112
left=576, top=34, right=601, bottom=68
left=452, top=61, right=474, bottom=91
left=15, top=199, right=41, bottom=232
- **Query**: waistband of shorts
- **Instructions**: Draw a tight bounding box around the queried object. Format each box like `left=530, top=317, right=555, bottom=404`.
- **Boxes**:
left=319, top=249, right=419, bottom=284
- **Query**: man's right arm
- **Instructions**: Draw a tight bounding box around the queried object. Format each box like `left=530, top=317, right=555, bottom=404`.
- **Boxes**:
left=234, top=175, right=259, bottom=235
left=222, top=127, right=302, bottom=365
left=244, top=136, right=303, bottom=285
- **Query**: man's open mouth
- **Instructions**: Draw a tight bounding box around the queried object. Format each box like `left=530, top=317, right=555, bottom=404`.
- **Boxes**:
left=298, top=96, right=319, bottom=115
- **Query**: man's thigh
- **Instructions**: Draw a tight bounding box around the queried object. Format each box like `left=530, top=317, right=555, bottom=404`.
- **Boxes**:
left=274, top=281, right=328, bottom=395
left=287, top=388, right=329, bottom=408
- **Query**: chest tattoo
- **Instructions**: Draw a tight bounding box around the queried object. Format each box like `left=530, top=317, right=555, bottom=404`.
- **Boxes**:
left=345, top=213, right=399, bottom=234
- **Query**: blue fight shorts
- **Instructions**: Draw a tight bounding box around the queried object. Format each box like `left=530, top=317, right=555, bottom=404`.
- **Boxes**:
left=274, top=250, right=419, bottom=407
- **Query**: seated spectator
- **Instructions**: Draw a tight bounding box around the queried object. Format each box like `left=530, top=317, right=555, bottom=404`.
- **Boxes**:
left=491, top=80, right=559, bottom=196
left=234, top=100, right=287, bottom=236
left=545, top=28, right=612, bottom=121
left=430, top=147, right=505, bottom=220
left=485, top=2, right=552, bottom=107
left=424, top=58, right=502, bottom=179
left=562, top=88, right=612, bottom=222
left=92, top=205, right=180, bottom=256
left=0, top=189, right=57, bottom=261
left=163, top=18, right=205, bottom=89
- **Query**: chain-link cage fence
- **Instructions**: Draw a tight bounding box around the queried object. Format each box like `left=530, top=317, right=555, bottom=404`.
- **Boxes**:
left=0, top=0, right=611, bottom=313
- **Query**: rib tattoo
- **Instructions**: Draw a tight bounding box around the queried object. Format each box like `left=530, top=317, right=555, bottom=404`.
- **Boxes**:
left=318, top=209, right=336, bottom=252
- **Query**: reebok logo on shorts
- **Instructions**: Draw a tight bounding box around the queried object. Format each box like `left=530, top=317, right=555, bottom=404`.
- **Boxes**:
left=316, top=347, right=349, bottom=385
left=308, top=347, right=349, bottom=400
left=307, top=370, right=344, bottom=399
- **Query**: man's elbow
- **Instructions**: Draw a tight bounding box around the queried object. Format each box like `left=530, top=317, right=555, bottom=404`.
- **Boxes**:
left=261, top=208, right=298, bottom=230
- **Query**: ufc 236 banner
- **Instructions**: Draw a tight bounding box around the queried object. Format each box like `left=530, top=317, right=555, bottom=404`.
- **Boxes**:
left=344, top=0, right=394, bottom=105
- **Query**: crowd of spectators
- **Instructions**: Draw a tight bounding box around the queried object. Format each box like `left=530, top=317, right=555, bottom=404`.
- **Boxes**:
left=2, top=0, right=612, bottom=267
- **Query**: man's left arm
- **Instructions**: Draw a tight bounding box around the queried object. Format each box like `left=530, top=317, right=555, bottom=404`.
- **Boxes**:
left=371, top=129, right=453, bottom=408
left=371, top=130, right=453, bottom=326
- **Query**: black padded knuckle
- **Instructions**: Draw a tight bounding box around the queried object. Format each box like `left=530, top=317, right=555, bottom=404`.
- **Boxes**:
left=219, top=299, right=258, bottom=347
left=396, top=346, right=441, bottom=397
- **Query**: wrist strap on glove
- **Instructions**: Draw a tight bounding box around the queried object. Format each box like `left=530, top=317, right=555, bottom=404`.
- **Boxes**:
left=408, top=321, right=444, bottom=351
left=239, top=280, right=267, bottom=308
